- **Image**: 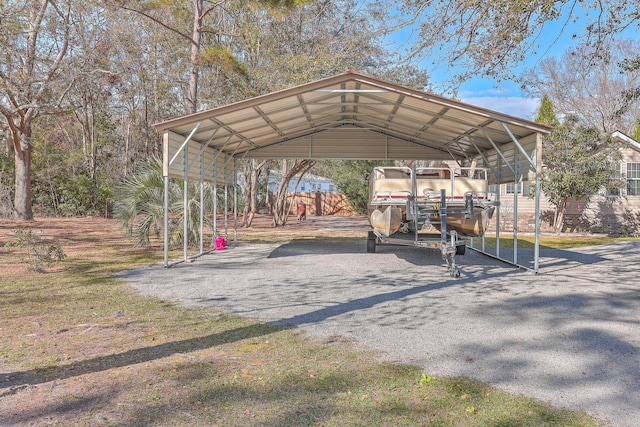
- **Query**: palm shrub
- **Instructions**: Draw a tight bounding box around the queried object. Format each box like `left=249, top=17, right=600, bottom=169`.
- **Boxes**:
left=114, top=156, right=214, bottom=247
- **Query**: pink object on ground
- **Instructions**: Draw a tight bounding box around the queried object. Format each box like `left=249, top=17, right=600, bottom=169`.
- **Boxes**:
left=215, top=236, right=226, bottom=250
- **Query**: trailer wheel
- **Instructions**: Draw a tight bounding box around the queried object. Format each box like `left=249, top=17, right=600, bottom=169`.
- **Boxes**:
left=366, top=231, right=376, bottom=253
left=455, top=244, right=466, bottom=255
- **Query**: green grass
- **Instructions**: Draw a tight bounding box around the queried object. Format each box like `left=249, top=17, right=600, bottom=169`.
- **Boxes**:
left=0, top=224, right=605, bottom=426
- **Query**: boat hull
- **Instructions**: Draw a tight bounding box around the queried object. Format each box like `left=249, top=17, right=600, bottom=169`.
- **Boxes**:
left=431, top=206, right=495, bottom=237
left=370, top=206, right=402, bottom=237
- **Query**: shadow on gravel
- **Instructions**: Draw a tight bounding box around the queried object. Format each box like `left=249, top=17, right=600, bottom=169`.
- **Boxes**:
left=472, top=242, right=638, bottom=273
left=453, top=287, right=640, bottom=422
left=272, top=281, right=457, bottom=327
left=268, top=238, right=474, bottom=267
left=267, top=239, right=364, bottom=258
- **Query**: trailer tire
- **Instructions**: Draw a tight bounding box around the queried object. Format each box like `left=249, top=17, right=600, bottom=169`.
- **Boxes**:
left=455, top=244, right=466, bottom=256
left=366, top=231, right=376, bottom=253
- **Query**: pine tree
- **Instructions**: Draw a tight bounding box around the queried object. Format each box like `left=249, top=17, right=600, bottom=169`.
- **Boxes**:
left=535, top=94, right=559, bottom=126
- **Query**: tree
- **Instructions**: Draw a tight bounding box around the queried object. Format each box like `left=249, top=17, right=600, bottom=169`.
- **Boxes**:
left=114, top=156, right=212, bottom=246
left=540, top=118, right=622, bottom=232
left=632, top=120, right=640, bottom=141
left=393, top=1, right=639, bottom=87
left=111, top=0, right=308, bottom=115
left=241, top=159, right=269, bottom=227
left=111, top=0, right=222, bottom=115
left=522, top=39, right=640, bottom=134
left=323, top=160, right=393, bottom=214
left=535, top=94, right=559, bottom=126
left=0, top=0, right=74, bottom=219
left=272, top=159, right=315, bottom=226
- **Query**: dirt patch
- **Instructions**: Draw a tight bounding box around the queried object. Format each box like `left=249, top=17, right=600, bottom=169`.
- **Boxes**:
left=238, top=213, right=369, bottom=234
left=0, top=214, right=371, bottom=273
left=0, top=213, right=368, bottom=241
left=0, top=216, right=126, bottom=275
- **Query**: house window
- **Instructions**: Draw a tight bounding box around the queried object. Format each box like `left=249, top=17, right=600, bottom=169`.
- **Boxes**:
left=505, top=182, right=524, bottom=195
left=488, top=184, right=498, bottom=194
left=329, top=185, right=335, bottom=192
left=301, top=183, right=306, bottom=191
left=606, top=163, right=622, bottom=197
left=627, top=163, right=640, bottom=196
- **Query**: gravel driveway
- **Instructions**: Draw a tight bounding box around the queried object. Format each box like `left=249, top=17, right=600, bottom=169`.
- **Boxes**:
left=122, top=237, right=640, bottom=426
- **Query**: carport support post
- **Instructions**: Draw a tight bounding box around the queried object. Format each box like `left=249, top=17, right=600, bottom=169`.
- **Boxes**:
left=163, top=175, right=169, bottom=267
left=224, top=167, right=228, bottom=241
left=183, top=145, right=189, bottom=261
left=513, top=150, right=519, bottom=265
left=213, top=168, right=218, bottom=239
left=534, top=133, right=543, bottom=273
left=496, top=157, right=502, bottom=258
left=233, top=158, right=237, bottom=242
left=199, top=151, right=204, bottom=254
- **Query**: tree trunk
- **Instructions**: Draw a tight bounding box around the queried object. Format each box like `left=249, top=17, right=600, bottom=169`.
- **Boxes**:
left=14, top=130, right=33, bottom=220
left=553, top=198, right=568, bottom=234
left=272, top=161, right=290, bottom=226
left=1, top=0, right=70, bottom=220
left=272, top=159, right=315, bottom=226
left=242, top=159, right=268, bottom=227
left=187, top=0, right=203, bottom=115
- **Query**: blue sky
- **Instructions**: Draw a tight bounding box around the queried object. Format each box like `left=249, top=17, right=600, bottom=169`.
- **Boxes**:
left=456, top=79, right=541, bottom=120
left=456, top=17, right=585, bottom=119
left=384, top=6, right=590, bottom=119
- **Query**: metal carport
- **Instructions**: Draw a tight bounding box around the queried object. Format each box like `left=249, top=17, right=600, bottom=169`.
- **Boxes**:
left=154, top=70, right=552, bottom=272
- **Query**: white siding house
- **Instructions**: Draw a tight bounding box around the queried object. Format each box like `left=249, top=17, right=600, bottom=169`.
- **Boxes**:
left=267, top=171, right=337, bottom=193
left=487, top=131, right=640, bottom=234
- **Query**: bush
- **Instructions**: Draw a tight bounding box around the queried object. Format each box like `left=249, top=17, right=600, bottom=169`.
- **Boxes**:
left=113, top=156, right=214, bottom=247
left=4, top=228, right=67, bottom=272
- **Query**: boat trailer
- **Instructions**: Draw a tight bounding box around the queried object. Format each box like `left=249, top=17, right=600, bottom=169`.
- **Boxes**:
left=368, top=189, right=480, bottom=277
left=366, top=165, right=497, bottom=277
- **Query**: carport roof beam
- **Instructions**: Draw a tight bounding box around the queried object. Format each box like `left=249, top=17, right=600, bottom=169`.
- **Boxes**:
left=502, top=122, right=537, bottom=170
left=481, top=127, right=516, bottom=176
left=169, top=121, right=201, bottom=166
left=467, top=136, right=499, bottom=177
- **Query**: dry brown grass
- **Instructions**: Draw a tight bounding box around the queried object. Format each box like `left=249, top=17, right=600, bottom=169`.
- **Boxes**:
left=0, top=216, right=604, bottom=426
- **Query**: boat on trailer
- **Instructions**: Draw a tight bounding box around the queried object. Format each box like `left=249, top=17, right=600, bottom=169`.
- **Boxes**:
left=366, top=164, right=497, bottom=277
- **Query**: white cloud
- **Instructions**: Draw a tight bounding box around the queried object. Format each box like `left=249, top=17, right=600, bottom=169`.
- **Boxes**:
left=461, top=96, right=540, bottom=120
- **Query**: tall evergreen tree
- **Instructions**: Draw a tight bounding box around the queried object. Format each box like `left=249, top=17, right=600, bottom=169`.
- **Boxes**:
left=535, top=94, right=559, bottom=126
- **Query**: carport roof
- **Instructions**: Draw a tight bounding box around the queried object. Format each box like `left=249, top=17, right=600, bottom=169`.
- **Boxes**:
left=155, top=70, right=552, bottom=162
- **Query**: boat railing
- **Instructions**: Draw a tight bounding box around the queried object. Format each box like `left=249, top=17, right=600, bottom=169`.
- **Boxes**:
left=413, top=166, right=489, bottom=203
left=369, top=166, right=491, bottom=206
